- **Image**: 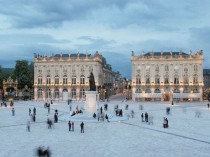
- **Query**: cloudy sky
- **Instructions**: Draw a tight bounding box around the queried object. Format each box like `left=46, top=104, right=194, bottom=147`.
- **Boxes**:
left=0, top=0, right=210, bottom=78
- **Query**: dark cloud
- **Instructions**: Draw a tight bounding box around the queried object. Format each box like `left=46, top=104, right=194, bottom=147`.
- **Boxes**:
left=0, top=0, right=132, bottom=28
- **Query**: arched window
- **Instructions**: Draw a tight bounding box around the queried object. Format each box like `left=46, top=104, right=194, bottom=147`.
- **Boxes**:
left=193, top=88, right=199, bottom=93
left=173, top=88, right=180, bottom=93
left=80, top=75, right=85, bottom=85
left=38, top=75, right=42, bottom=85
left=136, top=75, right=141, bottom=84
left=54, top=89, right=59, bottom=99
left=72, top=88, right=76, bottom=98
left=154, top=88, right=161, bottom=93
left=183, top=88, right=190, bottom=93
left=145, top=88, right=151, bottom=93
left=55, top=75, right=59, bottom=85
left=72, top=75, right=76, bottom=85
left=63, top=75, right=68, bottom=84
left=38, top=88, right=42, bottom=98
left=46, top=75, right=51, bottom=85
left=135, top=88, right=142, bottom=93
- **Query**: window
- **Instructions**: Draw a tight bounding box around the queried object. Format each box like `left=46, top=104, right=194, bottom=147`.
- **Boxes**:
left=38, top=76, right=42, bottom=84
left=63, top=75, right=68, bottom=84
left=183, top=75, right=188, bottom=84
left=146, top=75, right=150, bottom=84
left=80, top=75, right=85, bottom=85
left=80, top=88, right=85, bottom=98
left=174, top=75, right=179, bottom=84
left=164, top=76, right=169, bottom=84
left=54, top=89, right=59, bottom=99
left=72, top=76, right=76, bottom=84
left=173, top=88, right=180, bottom=93
left=155, top=75, right=160, bottom=84
left=46, top=88, right=51, bottom=98
left=193, top=74, right=198, bottom=84
left=72, top=88, right=76, bottom=98
left=194, top=65, right=198, bottom=71
left=135, top=88, right=142, bottom=93
left=46, top=75, right=51, bottom=85
left=193, top=88, right=199, bottom=93
left=145, top=88, right=151, bottom=93
left=55, top=75, right=59, bottom=85
left=154, top=88, right=161, bottom=93
left=136, top=75, right=141, bottom=84
left=183, top=88, right=190, bottom=93
left=38, top=88, right=42, bottom=98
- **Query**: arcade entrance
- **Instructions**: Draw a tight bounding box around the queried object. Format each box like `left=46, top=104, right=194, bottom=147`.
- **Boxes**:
left=163, top=93, right=170, bottom=101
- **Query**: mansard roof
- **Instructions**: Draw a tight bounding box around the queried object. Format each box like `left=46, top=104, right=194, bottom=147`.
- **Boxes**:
left=53, top=53, right=91, bottom=58
left=143, top=52, right=189, bottom=57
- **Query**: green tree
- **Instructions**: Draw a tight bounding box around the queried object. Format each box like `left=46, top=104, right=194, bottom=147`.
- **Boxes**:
left=12, top=60, right=34, bottom=89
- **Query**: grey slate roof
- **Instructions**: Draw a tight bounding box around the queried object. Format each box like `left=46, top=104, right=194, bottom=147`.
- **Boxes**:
left=143, top=52, right=189, bottom=56
left=53, top=53, right=91, bottom=58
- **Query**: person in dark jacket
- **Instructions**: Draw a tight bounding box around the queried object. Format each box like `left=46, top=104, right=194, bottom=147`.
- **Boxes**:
left=68, top=121, right=71, bottom=131
left=80, top=122, right=84, bottom=133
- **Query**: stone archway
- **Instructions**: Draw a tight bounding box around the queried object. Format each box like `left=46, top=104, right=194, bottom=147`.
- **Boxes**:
left=3, top=77, right=18, bottom=101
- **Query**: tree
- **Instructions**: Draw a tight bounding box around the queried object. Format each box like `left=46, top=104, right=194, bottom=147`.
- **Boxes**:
left=12, top=60, right=34, bottom=89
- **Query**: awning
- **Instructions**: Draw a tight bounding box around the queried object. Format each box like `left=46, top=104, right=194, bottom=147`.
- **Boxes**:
left=173, top=93, right=201, bottom=98
left=135, top=93, right=162, bottom=98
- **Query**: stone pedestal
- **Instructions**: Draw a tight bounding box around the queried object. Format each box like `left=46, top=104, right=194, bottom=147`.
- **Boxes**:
left=85, top=91, right=99, bottom=113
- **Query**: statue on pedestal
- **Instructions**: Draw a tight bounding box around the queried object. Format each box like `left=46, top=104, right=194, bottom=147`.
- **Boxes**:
left=88, top=72, right=96, bottom=91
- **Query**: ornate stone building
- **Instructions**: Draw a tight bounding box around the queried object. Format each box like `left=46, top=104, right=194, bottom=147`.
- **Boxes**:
left=131, top=50, right=203, bottom=102
left=34, top=51, right=115, bottom=101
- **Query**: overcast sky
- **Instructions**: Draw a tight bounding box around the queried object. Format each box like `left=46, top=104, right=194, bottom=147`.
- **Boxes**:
left=0, top=0, right=210, bottom=78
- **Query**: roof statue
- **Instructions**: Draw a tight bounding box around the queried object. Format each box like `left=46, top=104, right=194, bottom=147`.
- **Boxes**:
left=88, top=72, right=96, bottom=91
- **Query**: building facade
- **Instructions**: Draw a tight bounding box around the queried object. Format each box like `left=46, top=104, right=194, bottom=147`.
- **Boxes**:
left=131, top=50, right=203, bottom=102
left=34, top=52, right=115, bottom=101
left=203, top=69, right=210, bottom=90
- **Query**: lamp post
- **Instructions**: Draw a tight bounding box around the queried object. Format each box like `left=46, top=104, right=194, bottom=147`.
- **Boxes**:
left=171, top=90, right=174, bottom=105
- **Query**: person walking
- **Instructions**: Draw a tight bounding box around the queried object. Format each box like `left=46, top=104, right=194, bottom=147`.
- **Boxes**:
left=141, top=113, right=144, bottom=122
left=71, top=122, right=74, bottom=132
left=68, top=121, right=71, bottom=131
left=80, top=122, right=84, bottom=133
left=12, top=108, right=15, bottom=116
left=27, top=120, right=30, bottom=132
left=207, top=103, right=209, bottom=109
left=33, top=107, right=36, bottom=115
left=29, top=108, right=31, bottom=116
left=105, top=114, right=109, bottom=122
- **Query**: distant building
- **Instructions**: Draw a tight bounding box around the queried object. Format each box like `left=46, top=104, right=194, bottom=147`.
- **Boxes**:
left=203, top=69, right=210, bottom=90
left=34, top=52, right=115, bottom=101
left=131, top=50, right=203, bottom=102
